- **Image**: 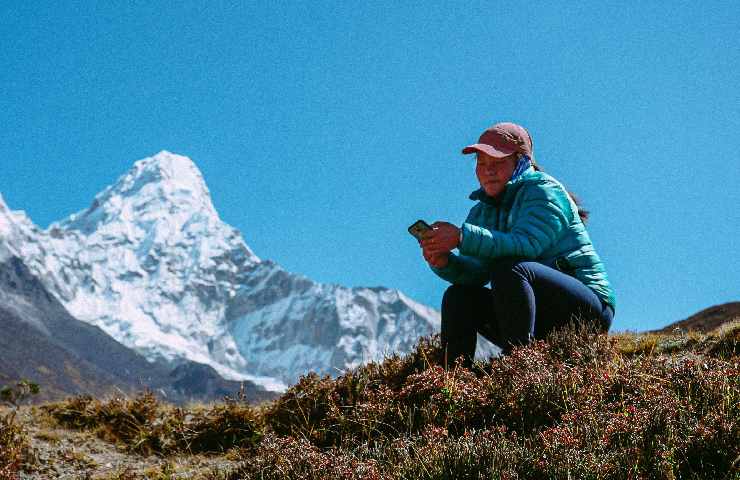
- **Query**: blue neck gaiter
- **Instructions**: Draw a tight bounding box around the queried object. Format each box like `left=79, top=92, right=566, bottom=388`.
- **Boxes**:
left=509, top=154, right=532, bottom=182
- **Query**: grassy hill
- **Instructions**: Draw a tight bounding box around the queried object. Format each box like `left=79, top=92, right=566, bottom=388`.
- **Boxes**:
left=654, top=302, right=740, bottom=334
left=2, top=321, right=739, bottom=480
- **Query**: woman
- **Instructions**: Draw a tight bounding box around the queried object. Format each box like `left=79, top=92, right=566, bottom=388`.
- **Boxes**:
left=420, top=122, right=615, bottom=366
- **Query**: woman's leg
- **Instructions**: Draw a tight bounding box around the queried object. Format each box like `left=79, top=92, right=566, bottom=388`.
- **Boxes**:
left=440, top=284, right=497, bottom=368
left=490, top=261, right=612, bottom=353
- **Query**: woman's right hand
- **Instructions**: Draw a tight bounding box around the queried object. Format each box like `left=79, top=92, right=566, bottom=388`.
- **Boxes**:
left=426, top=251, right=449, bottom=268
left=420, top=239, right=449, bottom=268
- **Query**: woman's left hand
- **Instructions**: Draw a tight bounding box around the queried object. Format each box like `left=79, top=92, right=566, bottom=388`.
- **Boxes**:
left=420, top=221, right=460, bottom=255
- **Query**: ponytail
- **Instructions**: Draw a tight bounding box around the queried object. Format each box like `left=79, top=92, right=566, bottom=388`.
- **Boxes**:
left=568, top=191, right=590, bottom=224
left=530, top=160, right=590, bottom=224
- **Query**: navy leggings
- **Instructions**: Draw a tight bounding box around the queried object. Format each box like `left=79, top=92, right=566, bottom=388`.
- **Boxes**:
left=440, top=260, right=614, bottom=365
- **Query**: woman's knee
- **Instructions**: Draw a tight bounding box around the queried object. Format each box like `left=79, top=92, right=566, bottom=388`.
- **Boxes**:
left=490, top=260, right=538, bottom=287
left=441, top=284, right=488, bottom=332
left=442, top=284, right=476, bottom=309
left=491, top=261, right=535, bottom=295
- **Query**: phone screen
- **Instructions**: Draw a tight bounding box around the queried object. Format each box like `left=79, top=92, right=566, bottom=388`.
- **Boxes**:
left=408, top=220, right=432, bottom=241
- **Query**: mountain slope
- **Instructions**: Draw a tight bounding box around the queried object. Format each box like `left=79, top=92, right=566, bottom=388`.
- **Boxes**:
left=0, top=247, right=275, bottom=404
left=0, top=152, right=450, bottom=389
left=653, top=301, right=740, bottom=334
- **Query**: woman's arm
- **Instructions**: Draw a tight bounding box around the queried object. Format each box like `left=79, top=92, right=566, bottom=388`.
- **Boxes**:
left=422, top=208, right=491, bottom=287
left=459, top=181, right=572, bottom=260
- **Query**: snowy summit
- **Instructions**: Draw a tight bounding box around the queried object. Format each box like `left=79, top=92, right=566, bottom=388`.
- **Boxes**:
left=0, top=152, right=451, bottom=391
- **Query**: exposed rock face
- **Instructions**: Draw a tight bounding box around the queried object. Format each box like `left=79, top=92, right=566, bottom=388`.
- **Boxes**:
left=0, top=152, right=447, bottom=390
left=227, top=263, right=441, bottom=382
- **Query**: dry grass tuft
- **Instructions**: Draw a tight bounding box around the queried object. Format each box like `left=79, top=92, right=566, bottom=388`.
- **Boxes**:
left=42, top=390, right=262, bottom=456
left=0, top=409, right=29, bottom=480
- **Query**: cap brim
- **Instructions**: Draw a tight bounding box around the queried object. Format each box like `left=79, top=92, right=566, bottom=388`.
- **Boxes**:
left=461, top=143, right=516, bottom=157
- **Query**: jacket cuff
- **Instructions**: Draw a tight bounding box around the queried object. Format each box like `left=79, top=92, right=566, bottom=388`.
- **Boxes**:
left=459, top=222, right=490, bottom=257
left=430, top=253, right=458, bottom=276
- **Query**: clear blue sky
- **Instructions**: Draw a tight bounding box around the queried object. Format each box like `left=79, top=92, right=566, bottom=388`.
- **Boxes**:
left=1, top=1, right=738, bottom=332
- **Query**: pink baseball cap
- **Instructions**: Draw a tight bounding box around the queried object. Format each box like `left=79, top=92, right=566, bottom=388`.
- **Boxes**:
left=462, top=122, right=533, bottom=158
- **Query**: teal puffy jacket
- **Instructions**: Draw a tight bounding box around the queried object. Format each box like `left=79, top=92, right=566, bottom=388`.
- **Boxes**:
left=431, top=166, right=616, bottom=310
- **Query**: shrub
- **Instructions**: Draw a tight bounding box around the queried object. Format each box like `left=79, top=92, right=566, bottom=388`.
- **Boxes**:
left=263, top=335, right=445, bottom=447
left=705, top=320, right=740, bottom=359
left=38, top=326, right=740, bottom=479
left=0, top=409, right=28, bottom=480
left=0, top=380, right=39, bottom=407
left=44, top=391, right=263, bottom=455
left=0, top=380, right=38, bottom=479
left=254, top=326, right=740, bottom=479
left=169, top=402, right=264, bottom=453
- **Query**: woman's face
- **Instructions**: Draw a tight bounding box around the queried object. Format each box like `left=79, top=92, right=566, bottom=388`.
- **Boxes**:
left=475, top=151, right=518, bottom=197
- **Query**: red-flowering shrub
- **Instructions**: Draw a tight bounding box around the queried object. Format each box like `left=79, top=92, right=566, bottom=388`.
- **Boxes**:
left=257, top=326, right=740, bottom=479
left=38, top=325, right=740, bottom=479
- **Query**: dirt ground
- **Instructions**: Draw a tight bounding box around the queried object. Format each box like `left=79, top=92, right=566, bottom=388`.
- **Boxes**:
left=10, top=406, right=240, bottom=480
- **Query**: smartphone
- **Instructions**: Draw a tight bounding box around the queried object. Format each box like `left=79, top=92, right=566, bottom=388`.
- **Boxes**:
left=408, top=219, right=432, bottom=241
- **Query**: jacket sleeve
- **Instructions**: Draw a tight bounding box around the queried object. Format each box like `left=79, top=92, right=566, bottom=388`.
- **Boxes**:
left=429, top=252, right=490, bottom=287
left=458, top=181, right=571, bottom=260
left=428, top=204, right=490, bottom=287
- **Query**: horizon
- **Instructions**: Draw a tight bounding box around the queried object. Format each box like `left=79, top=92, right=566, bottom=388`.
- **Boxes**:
left=2, top=2, right=738, bottom=333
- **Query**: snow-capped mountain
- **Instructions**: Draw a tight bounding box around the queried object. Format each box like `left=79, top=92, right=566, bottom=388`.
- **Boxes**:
left=0, top=152, right=451, bottom=390
left=0, top=247, right=276, bottom=404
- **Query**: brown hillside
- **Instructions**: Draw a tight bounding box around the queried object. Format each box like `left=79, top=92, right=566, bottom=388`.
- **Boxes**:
left=654, top=301, right=740, bottom=334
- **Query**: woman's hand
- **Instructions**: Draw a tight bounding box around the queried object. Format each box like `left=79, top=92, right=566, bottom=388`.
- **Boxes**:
left=422, top=247, right=449, bottom=268
left=420, top=222, right=460, bottom=254
left=419, top=221, right=460, bottom=268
